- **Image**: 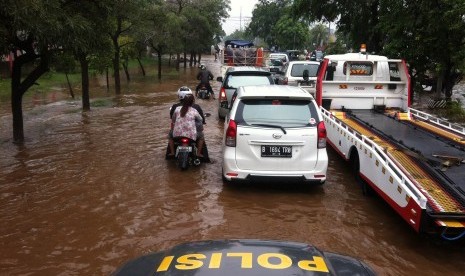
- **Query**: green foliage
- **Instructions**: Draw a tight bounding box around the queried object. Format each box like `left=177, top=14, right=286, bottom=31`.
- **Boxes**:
left=91, top=98, right=112, bottom=107
left=273, top=15, right=310, bottom=50
left=308, top=24, right=329, bottom=50
left=51, top=52, right=78, bottom=74
left=225, top=29, right=254, bottom=41
left=433, top=101, right=465, bottom=123
left=291, top=0, right=465, bottom=99
left=246, top=0, right=291, bottom=47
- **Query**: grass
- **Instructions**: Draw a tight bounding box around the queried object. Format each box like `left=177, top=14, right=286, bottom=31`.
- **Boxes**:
left=0, top=56, right=185, bottom=103
left=90, top=98, right=113, bottom=107
left=0, top=71, right=81, bottom=101
left=433, top=100, right=465, bottom=123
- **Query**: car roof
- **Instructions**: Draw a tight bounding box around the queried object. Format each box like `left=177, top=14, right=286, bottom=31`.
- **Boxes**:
left=226, top=66, right=271, bottom=75
left=324, top=53, right=389, bottom=62
left=287, top=60, right=321, bottom=65
left=270, top=53, right=288, bottom=58
left=236, top=85, right=314, bottom=100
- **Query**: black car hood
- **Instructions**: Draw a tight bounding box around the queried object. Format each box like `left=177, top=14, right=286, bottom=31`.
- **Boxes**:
left=114, top=239, right=376, bottom=276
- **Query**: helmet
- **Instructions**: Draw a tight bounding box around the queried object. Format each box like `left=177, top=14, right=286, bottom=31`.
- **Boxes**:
left=200, top=64, right=206, bottom=70
left=177, top=86, right=193, bottom=100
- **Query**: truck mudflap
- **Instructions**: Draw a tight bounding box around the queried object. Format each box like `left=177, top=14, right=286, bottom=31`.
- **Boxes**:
left=114, top=239, right=376, bottom=275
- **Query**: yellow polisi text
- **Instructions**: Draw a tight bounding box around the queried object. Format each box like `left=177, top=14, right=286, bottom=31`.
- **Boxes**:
left=156, top=252, right=329, bottom=272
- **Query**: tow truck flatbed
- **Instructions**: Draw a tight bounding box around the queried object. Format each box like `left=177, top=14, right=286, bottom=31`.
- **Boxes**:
left=348, top=109, right=465, bottom=201
left=316, top=51, right=465, bottom=239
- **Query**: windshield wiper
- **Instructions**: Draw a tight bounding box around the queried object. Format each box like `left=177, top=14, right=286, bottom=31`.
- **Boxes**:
left=251, top=124, right=287, bottom=134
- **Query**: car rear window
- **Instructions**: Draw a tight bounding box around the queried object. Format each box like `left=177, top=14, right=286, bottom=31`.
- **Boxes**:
left=290, top=63, right=319, bottom=77
left=235, top=99, right=319, bottom=127
left=225, top=75, right=273, bottom=88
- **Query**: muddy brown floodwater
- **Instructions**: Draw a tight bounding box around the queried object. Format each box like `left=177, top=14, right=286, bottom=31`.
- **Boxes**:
left=1, top=56, right=464, bottom=275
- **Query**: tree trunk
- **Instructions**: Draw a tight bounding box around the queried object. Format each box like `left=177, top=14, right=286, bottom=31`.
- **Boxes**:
left=113, top=49, right=121, bottom=94
left=176, top=53, right=180, bottom=71
left=79, top=54, right=90, bottom=111
left=369, top=0, right=382, bottom=54
left=157, top=52, right=162, bottom=80
left=122, top=58, right=130, bottom=82
left=436, top=73, right=444, bottom=99
left=183, top=52, right=187, bottom=69
left=189, top=52, right=194, bottom=67
left=106, top=68, right=109, bottom=93
left=11, top=51, right=49, bottom=143
left=137, top=57, right=146, bottom=76
left=65, top=73, right=75, bottom=99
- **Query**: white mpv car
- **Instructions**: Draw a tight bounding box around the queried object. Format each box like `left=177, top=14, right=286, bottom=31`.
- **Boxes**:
left=222, top=85, right=328, bottom=184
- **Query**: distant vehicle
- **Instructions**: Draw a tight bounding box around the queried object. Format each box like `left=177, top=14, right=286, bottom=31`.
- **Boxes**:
left=114, top=239, right=376, bottom=275
left=276, top=60, right=321, bottom=95
left=266, top=58, right=284, bottom=74
left=286, top=50, right=305, bottom=61
left=222, top=85, right=328, bottom=184
left=307, top=50, right=324, bottom=62
left=269, top=52, right=289, bottom=64
left=216, top=66, right=274, bottom=119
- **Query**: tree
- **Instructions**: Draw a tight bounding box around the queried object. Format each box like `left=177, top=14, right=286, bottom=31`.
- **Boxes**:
left=308, top=23, right=330, bottom=50
left=292, top=0, right=465, bottom=100
left=379, top=0, right=465, bottom=99
left=292, top=0, right=383, bottom=53
left=273, top=15, right=310, bottom=50
left=0, top=0, right=90, bottom=142
left=225, top=29, right=253, bottom=41
left=246, top=0, right=291, bottom=47
left=106, top=0, right=147, bottom=94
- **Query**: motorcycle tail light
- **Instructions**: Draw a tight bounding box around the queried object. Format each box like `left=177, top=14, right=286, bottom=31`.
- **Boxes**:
left=181, top=138, right=190, bottom=145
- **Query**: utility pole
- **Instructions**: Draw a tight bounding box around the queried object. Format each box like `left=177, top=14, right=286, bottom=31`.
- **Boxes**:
left=240, top=7, right=242, bottom=32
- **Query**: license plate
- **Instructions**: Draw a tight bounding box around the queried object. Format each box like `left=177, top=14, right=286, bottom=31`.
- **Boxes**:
left=261, top=145, right=292, bottom=157
left=177, top=146, right=192, bottom=153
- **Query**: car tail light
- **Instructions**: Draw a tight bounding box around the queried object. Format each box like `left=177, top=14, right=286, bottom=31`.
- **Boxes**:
left=283, top=77, right=288, bottom=85
left=219, top=87, right=227, bottom=102
left=225, top=119, right=237, bottom=147
left=317, top=121, right=326, bottom=148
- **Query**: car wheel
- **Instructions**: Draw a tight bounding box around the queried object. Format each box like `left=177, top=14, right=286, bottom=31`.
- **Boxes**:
left=349, top=148, right=373, bottom=196
left=221, top=168, right=230, bottom=183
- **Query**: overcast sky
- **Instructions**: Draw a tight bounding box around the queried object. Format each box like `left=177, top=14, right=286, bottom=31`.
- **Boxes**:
left=222, top=0, right=259, bottom=35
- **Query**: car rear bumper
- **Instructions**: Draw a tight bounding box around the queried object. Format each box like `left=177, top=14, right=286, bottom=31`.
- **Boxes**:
left=222, top=150, right=328, bottom=184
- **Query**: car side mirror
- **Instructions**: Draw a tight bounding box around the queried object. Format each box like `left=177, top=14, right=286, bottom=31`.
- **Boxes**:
left=216, top=76, right=223, bottom=82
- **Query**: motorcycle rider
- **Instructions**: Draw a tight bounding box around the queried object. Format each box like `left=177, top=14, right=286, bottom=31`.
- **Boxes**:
left=195, top=64, right=215, bottom=99
left=168, top=87, right=205, bottom=157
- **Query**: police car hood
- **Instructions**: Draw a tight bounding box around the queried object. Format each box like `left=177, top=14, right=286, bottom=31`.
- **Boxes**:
left=114, top=239, right=375, bottom=275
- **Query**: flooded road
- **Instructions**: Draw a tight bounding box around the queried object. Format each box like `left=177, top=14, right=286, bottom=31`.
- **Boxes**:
left=1, top=57, right=464, bottom=275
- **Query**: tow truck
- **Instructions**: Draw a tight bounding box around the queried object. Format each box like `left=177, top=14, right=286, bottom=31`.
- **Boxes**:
left=316, top=45, right=465, bottom=240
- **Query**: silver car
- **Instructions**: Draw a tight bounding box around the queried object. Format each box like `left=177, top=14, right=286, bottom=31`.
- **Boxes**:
left=276, top=60, right=321, bottom=96
left=222, top=85, right=328, bottom=184
left=217, top=66, right=274, bottom=119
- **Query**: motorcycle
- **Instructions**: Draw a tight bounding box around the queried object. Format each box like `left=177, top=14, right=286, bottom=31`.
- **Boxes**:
left=165, top=113, right=211, bottom=170
left=173, top=137, right=200, bottom=170
left=197, top=85, right=212, bottom=100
